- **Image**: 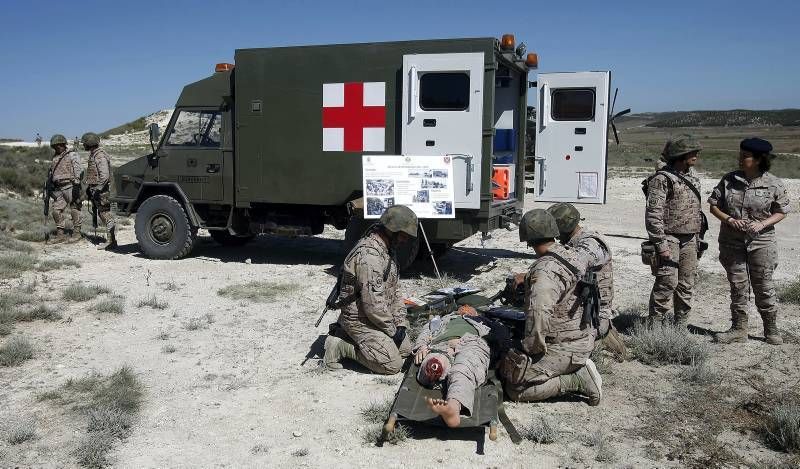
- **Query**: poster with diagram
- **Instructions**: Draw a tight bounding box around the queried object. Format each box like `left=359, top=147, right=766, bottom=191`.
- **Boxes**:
left=362, top=155, right=455, bottom=219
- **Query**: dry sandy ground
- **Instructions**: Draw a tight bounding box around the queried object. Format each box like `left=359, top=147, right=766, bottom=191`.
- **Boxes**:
left=2, top=175, right=799, bottom=468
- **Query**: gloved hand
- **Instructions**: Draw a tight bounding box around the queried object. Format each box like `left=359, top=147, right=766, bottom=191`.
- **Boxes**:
left=392, top=326, right=406, bottom=347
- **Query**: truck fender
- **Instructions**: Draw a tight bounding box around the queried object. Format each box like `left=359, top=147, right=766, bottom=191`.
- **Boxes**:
left=130, top=183, right=202, bottom=228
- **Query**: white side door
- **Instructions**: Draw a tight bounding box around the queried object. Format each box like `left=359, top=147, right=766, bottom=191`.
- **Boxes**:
left=534, top=71, right=610, bottom=204
left=402, top=53, right=484, bottom=209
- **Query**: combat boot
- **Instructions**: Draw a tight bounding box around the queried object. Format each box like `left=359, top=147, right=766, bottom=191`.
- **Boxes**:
left=599, top=325, right=628, bottom=361
left=66, top=228, right=83, bottom=243
left=559, top=359, right=603, bottom=406
left=50, top=228, right=67, bottom=244
left=323, top=335, right=357, bottom=370
left=97, top=227, right=118, bottom=251
left=714, top=326, right=748, bottom=344
left=762, top=314, right=783, bottom=345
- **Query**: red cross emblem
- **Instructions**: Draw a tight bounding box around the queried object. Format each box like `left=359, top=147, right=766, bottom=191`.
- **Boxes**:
left=322, top=82, right=386, bottom=152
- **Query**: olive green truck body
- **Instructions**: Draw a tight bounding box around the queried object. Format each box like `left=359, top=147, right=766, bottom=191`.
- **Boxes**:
left=113, top=37, right=533, bottom=260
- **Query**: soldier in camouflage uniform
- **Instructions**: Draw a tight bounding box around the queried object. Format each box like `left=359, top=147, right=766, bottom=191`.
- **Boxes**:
left=323, top=205, right=417, bottom=374
left=46, top=134, right=83, bottom=243
left=645, top=135, right=703, bottom=325
left=499, top=209, right=602, bottom=405
left=710, top=138, right=791, bottom=345
left=81, top=132, right=117, bottom=250
left=413, top=306, right=491, bottom=427
left=547, top=203, right=626, bottom=358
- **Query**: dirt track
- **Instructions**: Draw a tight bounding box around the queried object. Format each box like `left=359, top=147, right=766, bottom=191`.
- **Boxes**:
left=2, top=175, right=799, bottom=468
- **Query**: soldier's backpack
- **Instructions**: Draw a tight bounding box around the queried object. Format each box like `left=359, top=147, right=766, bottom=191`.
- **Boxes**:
left=539, top=251, right=602, bottom=334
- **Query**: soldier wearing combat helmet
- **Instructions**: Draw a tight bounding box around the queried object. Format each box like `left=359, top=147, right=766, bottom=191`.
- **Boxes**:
left=323, top=205, right=417, bottom=374
left=45, top=134, right=83, bottom=243
left=499, top=209, right=603, bottom=405
left=82, top=132, right=117, bottom=250
left=644, top=135, right=704, bottom=326
left=709, top=137, right=791, bottom=345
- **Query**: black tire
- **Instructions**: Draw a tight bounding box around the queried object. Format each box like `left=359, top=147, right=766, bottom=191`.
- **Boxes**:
left=209, top=230, right=254, bottom=247
left=134, top=195, right=196, bottom=260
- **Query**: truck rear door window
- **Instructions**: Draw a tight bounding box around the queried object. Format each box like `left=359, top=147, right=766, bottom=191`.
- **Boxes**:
left=551, top=88, right=595, bottom=121
left=419, top=72, right=470, bottom=111
left=166, top=111, right=222, bottom=147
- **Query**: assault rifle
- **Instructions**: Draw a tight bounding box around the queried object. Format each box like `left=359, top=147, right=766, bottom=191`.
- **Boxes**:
left=577, top=269, right=601, bottom=331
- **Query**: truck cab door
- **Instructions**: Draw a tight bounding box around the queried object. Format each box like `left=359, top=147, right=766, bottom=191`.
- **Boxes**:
left=402, top=53, right=484, bottom=209
left=533, top=71, right=610, bottom=204
left=157, top=108, right=224, bottom=202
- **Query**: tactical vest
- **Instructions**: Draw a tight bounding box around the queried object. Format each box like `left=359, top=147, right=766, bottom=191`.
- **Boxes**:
left=51, top=151, right=77, bottom=184
left=85, top=148, right=111, bottom=186
left=526, top=246, right=590, bottom=342
left=570, top=230, right=613, bottom=316
left=337, top=234, right=399, bottom=324
left=648, top=170, right=702, bottom=234
left=431, top=316, right=479, bottom=344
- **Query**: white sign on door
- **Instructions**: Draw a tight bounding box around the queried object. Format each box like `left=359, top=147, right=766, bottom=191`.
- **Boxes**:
left=362, top=155, right=455, bottom=219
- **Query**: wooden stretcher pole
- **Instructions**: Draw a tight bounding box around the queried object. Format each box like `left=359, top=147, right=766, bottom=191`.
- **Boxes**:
left=418, top=222, right=441, bottom=280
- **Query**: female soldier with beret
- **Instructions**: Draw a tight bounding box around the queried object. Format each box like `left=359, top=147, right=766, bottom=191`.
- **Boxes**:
left=708, top=138, right=791, bottom=345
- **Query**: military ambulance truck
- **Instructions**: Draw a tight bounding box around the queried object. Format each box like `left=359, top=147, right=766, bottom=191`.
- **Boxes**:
left=113, top=35, right=611, bottom=265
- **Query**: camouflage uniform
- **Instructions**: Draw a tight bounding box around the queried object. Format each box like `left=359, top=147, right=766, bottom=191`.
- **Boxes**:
left=413, top=313, right=491, bottom=416
left=48, top=149, right=83, bottom=232
left=500, top=244, right=595, bottom=401
left=336, top=232, right=411, bottom=374
left=85, top=147, right=115, bottom=232
left=708, top=171, right=791, bottom=338
left=567, top=229, right=613, bottom=335
left=645, top=167, right=702, bottom=324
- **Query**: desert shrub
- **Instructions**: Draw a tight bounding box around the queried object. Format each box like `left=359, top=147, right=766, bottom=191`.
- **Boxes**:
left=14, top=304, right=62, bottom=322
left=629, top=321, right=710, bottom=366
left=162, top=344, right=176, bottom=354
left=765, top=402, right=800, bottom=453
left=217, top=281, right=300, bottom=303
left=0, top=146, right=51, bottom=195
left=779, top=279, right=800, bottom=305
left=0, top=291, right=37, bottom=315
left=36, top=258, right=81, bottom=271
left=5, top=416, right=37, bottom=445
left=583, top=429, right=618, bottom=463
left=0, top=335, right=34, bottom=366
left=0, top=323, right=11, bottom=336
left=522, top=415, right=561, bottom=444
left=63, top=283, right=111, bottom=302
left=136, top=294, right=167, bottom=310
left=0, top=252, right=37, bottom=278
left=0, top=232, right=35, bottom=253
left=362, top=423, right=409, bottom=445
left=680, top=359, right=721, bottom=385
left=360, top=399, right=393, bottom=424
left=90, top=296, right=125, bottom=315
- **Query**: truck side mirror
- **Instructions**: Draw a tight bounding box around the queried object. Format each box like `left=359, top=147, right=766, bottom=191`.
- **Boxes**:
left=148, top=123, right=161, bottom=144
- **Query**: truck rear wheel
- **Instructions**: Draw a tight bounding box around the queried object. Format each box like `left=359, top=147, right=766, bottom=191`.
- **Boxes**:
left=135, top=195, right=196, bottom=260
left=209, top=230, right=254, bottom=247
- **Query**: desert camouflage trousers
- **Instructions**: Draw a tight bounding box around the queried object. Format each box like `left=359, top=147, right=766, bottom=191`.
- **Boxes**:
left=341, top=321, right=411, bottom=375
left=434, top=335, right=490, bottom=416
left=719, top=242, right=778, bottom=328
left=51, top=185, right=82, bottom=231
left=501, top=334, right=593, bottom=402
left=648, top=233, right=698, bottom=324
left=89, top=187, right=116, bottom=231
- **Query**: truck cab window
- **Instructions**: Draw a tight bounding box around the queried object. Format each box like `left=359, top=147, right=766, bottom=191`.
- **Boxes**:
left=419, top=72, right=470, bottom=111
left=166, top=110, right=222, bottom=147
left=551, top=88, right=595, bottom=121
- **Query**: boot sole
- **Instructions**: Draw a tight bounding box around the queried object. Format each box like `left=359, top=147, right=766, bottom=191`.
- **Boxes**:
left=583, top=359, right=603, bottom=406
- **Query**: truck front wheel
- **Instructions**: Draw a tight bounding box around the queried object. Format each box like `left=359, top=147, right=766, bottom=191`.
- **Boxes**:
left=135, top=195, right=197, bottom=259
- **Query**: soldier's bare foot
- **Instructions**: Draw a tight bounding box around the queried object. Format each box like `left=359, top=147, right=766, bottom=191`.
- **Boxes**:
left=425, top=397, right=461, bottom=427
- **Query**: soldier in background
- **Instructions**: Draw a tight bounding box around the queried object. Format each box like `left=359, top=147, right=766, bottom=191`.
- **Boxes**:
left=323, top=205, right=417, bottom=374
left=73, top=136, right=80, bottom=151
left=46, top=134, right=83, bottom=243
left=35, top=133, right=42, bottom=147
left=81, top=132, right=117, bottom=250
left=644, top=135, right=703, bottom=326
left=500, top=209, right=602, bottom=405
left=710, top=138, right=791, bottom=345
left=547, top=202, right=626, bottom=358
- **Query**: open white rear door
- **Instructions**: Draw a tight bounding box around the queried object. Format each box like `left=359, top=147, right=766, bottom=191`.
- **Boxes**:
left=533, top=71, right=610, bottom=204
left=402, top=53, right=484, bottom=209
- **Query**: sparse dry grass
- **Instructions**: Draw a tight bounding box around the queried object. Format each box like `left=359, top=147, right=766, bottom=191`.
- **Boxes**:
left=136, top=294, right=168, bottom=310
left=360, top=399, right=393, bottom=424
left=5, top=416, right=37, bottom=445
left=36, top=258, right=81, bottom=272
left=628, top=321, right=710, bottom=366
left=0, top=232, right=35, bottom=253
left=362, top=423, right=409, bottom=445
left=0, top=335, right=34, bottom=366
left=765, top=402, right=800, bottom=453
left=0, top=252, right=37, bottom=278
left=217, top=281, right=301, bottom=303
left=13, top=304, right=62, bottom=322
left=583, top=429, right=618, bottom=463
left=162, top=344, right=176, bottom=354
left=90, top=296, right=125, bottom=315
left=0, top=323, right=11, bottom=336
left=681, top=359, right=722, bottom=385
left=291, top=448, right=309, bottom=457
left=779, top=278, right=800, bottom=305
left=63, top=283, right=111, bottom=302
left=522, top=415, right=561, bottom=444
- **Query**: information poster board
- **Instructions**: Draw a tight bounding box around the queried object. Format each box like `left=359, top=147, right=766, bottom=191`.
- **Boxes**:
left=362, top=155, right=455, bottom=219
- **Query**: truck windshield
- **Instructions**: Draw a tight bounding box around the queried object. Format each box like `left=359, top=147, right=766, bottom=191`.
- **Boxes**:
left=166, top=110, right=222, bottom=147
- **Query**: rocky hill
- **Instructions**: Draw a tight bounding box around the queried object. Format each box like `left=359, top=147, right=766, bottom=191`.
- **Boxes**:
left=622, top=109, right=800, bottom=128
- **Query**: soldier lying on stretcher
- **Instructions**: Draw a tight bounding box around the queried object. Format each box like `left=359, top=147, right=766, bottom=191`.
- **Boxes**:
left=413, top=304, right=509, bottom=427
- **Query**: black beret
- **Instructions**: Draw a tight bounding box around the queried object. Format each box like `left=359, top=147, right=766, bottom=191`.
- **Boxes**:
left=740, top=137, right=773, bottom=155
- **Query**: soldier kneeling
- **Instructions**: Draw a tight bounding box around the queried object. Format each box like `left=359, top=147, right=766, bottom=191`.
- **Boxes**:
left=323, top=206, right=417, bottom=374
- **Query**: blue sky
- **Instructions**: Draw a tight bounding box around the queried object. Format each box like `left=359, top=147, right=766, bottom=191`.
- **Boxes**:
left=1, top=0, right=798, bottom=138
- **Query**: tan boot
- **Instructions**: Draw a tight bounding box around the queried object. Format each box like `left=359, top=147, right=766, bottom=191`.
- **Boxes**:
left=50, top=228, right=67, bottom=244
left=714, top=327, right=748, bottom=344
left=66, top=228, right=83, bottom=243
left=559, top=359, right=603, bottom=406
left=762, top=313, right=783, bottom=345
left=97, top=226, right=118, bottom=251
left=599, top=326, right=628, bottom=361
left=323, top=335, right=357, bottom=370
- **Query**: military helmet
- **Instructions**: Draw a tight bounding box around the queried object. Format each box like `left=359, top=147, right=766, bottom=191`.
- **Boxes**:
left=80, top=132, right=101, bottom=148
left=518, top=209, right=559, bottom=242
left=49, top=134, right=67, bottom=148
left=546, top=202, right=581, bottom=235
left=661, top=134, right=702, bottom=160
left=379, top=205, right=418, bottom=238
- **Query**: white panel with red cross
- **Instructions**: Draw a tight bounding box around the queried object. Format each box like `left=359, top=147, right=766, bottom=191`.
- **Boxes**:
left=321, top=82, right=386, bottom=152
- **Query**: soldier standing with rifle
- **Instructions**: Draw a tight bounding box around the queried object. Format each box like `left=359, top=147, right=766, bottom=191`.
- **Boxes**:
left=81, top=132, right=117, bottom=250
left=45, top=134, right=83, bottom=243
